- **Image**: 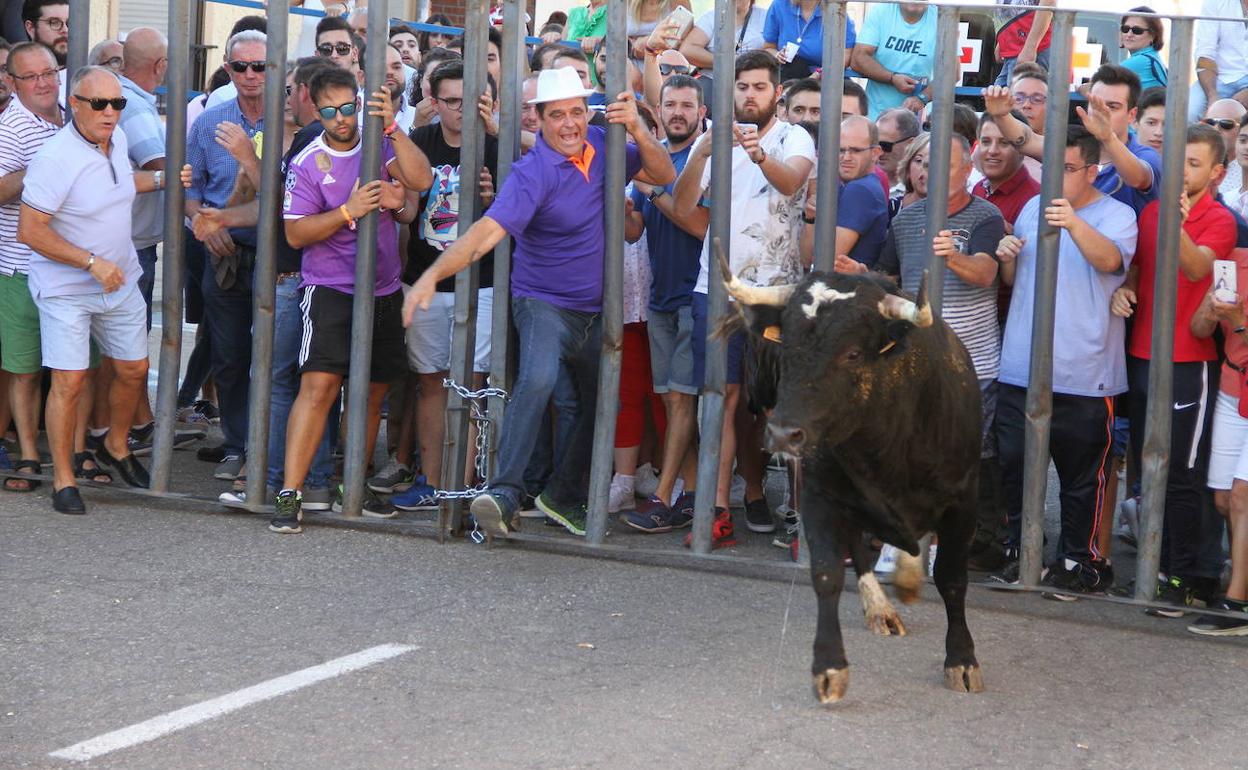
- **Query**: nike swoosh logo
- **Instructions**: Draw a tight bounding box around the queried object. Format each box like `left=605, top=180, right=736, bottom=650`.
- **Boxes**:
left=1173, top=401, right=1199, bottom=410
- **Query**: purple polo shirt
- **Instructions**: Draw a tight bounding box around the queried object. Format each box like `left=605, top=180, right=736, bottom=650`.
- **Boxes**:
left=486, top=125, right=642, bottom=313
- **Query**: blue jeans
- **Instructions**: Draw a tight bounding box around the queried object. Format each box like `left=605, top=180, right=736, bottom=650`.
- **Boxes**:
left=267, top=275, right=332, bottom=488
left=1189, top=74, right=1248, bottom=122
left=201, top=249, right=253, bottom=455
left=522, top=363, right=581, bottom=497
left=177, top=231, right=212, bottom=408
left=490, top=296, right=600, bottom=513
left=136, top=244, right=158, bottom=331
left=994, top=49, right=1052, bottom=87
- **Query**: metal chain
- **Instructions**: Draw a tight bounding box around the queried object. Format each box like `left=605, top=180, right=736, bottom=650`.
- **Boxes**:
left=430, top=379, right=508, bottom=511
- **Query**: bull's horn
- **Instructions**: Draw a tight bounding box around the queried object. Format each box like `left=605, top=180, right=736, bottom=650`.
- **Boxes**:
left=714, top=237, right=796, bottom=307
left=878, top=271, right=934, bottom=328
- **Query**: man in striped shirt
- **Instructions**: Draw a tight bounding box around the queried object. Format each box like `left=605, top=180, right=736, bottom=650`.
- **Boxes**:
left=0, top=41, right=63, bottom=492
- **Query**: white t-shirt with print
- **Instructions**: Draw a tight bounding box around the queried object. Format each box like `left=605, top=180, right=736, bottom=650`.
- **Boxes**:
left=692, top=119, right=815, bottom=295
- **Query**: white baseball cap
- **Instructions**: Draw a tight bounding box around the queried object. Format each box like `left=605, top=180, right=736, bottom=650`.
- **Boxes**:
left=527, top=66, right=596, bottom=105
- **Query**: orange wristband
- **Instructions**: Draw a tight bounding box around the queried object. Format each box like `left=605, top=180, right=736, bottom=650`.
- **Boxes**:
left=340, top=204, right=356, bottom=231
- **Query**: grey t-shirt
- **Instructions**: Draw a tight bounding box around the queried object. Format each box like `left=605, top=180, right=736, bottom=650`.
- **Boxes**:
left=999, top=193, right=1138, bottom=397
left=878, top=196, right=1005, bottom=379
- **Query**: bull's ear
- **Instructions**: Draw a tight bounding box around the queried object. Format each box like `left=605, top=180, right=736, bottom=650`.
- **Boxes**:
left=739, top=302, right=785, bottom=343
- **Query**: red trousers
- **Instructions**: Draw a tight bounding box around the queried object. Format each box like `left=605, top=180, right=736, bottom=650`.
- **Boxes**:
left=616, top=322, right=667, bottom=448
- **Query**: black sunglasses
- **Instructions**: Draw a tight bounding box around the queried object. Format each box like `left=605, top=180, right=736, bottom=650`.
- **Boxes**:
left=317, top=42, right=353, bottom=57
left=878, top=134, right=917, bottom=153
left=73, top=94, right=127, bottom=111
left=658, top=63, right=692, bottom=76
left=228, top=60, right=265, bottom=73
left=1120, top=25, right=1149, bottom=35
left=1203, top=117, right=1238, bottom=131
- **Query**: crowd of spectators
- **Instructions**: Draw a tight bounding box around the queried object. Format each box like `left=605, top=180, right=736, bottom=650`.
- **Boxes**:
left=1, top=0, right=1248, bottom=636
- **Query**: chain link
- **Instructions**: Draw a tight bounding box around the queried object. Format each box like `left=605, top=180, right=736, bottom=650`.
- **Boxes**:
left=430, top=379, right=508, bottom=509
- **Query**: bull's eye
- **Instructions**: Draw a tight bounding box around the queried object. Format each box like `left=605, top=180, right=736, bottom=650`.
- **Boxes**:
left=839, top=347, right=863, bottom=365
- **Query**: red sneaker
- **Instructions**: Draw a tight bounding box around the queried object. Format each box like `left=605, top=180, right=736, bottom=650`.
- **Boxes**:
left=684, top=507, right=737, bottom=549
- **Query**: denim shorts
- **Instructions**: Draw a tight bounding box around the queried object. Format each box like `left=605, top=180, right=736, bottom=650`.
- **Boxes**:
left=691, top=291, right=746, bottom=388
left=647, top=304, right=697, bottom=395
left=36, top=281, right=146, bottom=371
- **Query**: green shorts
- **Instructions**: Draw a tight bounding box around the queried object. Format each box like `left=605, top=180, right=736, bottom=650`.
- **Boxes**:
left=0, top=272, right=42, bottom=374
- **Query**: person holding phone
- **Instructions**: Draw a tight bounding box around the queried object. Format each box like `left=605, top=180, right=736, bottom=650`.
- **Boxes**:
left=851, top=1, right=935, bottom=119
left=762, top=0, right=855, bottom=81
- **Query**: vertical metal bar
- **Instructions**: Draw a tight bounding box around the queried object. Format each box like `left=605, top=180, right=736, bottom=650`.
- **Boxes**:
left=812, top=0, right=845, bottom=273
left=442, top=0, right=487, bottom=536
left=66, top=0, right=88, bottom=87
left=242, top=0, right=288, bottom=510
left=1018, top=10, right=1074, bottom=588
left=150, top=0, right=190, bottom=492
left=487, top=0, right=524, bottom=479
left=584, top=0, right=629, bottom=545
left=690, top=0, right=734, bottom=555
left=921, top=4, right=959, bottom=317
left=1135, top=17, right=1193, bottom=601
left=339, top=0, right=389, bottom=516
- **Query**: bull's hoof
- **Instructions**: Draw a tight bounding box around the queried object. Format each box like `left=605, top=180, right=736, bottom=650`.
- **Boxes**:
left=858, top=573, right=907, bottom=636
left=812, top=668, right=850, bottom=704
left=944, top=664, right=985, bottom=693
left=893, top=550, right=923, bottom=604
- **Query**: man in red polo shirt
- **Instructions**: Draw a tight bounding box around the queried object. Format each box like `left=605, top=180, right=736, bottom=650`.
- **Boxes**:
left=972, top=110, right=1039, bottom=230
left=1111, top=123, right=1239, bottom=614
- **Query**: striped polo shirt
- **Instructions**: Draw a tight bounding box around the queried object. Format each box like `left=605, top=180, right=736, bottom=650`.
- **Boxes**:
left=0, top=96, right=62, bottom=275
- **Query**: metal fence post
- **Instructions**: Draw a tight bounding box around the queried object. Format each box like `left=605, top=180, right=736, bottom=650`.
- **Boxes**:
left=1018, top=10, right=1074, bottom=588
left=690, top=0, right=735, bottom=555
left=584, top=0, right=629, bottom=545
left=150, top=0, right=191, bottom=493
left=66, top=0, right=88, bottom=88
left=921, top=3, right=960, bottom=317
left=339, top=0, right=388, bottom=516
left=812, top=0, right=845, bottom=273
left=487, top=0, right=525, bottom=480
left=1134, top=17, right=1194, bottom=601
left=441, top=0, right=487, bottom=537
left=241, top=0, right=287, bottom=511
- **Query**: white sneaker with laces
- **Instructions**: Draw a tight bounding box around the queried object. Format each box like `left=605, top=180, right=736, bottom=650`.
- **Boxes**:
left=634, top=464, right=659, bottom=499
left=875, top=544, right=899, bottom=574
left=608, top=473, right=636, bottom=513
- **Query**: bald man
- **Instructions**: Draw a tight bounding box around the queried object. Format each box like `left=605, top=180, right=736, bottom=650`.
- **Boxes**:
left=1205, top=98, right=1248, bottom=199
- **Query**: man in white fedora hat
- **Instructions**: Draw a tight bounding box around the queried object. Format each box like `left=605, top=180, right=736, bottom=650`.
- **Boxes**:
left=402, top=65, right=676, bottom=538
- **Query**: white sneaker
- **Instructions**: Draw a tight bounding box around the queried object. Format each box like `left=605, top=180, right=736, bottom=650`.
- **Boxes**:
left=608, top=473, right=635, bottom=513
left=1117, top=496, right=1139, bottom=545
left=875, top=544, right=898, bottom=574
left=729, top=473, right=746, bottom=509
left=634, top=464, right=659, bottom=499
left=928, top=544, right=938, bottom=577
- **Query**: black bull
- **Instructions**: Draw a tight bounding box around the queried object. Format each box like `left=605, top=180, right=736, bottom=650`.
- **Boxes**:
left=717, top=246, right=984, bottom=704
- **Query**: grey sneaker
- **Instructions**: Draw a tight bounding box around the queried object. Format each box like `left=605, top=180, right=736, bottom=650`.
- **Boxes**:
left=367, top=457, right=415, bottom=494
left=302, top=485, right=331, bottom=511
left=330, top=484, right=397, bottom=518
left=214, top=454, right=245, bottom=480
left=470, top=492, right=516, bottom=537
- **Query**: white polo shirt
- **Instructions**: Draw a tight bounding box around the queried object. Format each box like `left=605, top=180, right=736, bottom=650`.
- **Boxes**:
left=1195, top=0, right=1248, bottom=83
left=21, top=122, right=142, bottom=299
left=0, top=96, right=63, bottom=276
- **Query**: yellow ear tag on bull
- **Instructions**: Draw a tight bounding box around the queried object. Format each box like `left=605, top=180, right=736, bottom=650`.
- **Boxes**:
left=763, top=325, right=782, bottom=343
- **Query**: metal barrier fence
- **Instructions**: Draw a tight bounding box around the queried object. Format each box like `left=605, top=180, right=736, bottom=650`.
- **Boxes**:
left=51, top=0, right=1246, bottom=613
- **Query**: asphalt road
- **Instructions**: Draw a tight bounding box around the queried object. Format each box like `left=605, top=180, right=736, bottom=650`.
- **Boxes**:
left=3, top=485, right=1247, bottom=770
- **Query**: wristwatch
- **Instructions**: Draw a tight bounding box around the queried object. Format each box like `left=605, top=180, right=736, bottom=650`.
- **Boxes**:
left=648, top=188, right=665, bottom=203
left=84, top=252, right=95, bottom=271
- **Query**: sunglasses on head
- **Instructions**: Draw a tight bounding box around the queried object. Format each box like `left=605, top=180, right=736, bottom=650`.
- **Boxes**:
left=1203, top=117, right=1238, bottom=131
left=1120, top=25, right=1149, bottom=35
left=316, top=101, right=359, bottom=121
left=228, top=60, right=265, bottom=73
left=878, top=134, right=917, bottom=153
left=317, top=42, right=354, bottom=57
left=73, top=94, right=127, bottom=111
left=658, top=63, right=692, bottom=76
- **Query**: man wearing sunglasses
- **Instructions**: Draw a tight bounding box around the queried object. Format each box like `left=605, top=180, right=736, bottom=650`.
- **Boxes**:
left=643, top=48, right=714, bottom=119
left=1205, top=98, right=1248, bottom=201
left=314, top=15, right=358, bottom=77
left=17, top=66, right=170, bottom=514
left=876, top=107, right=921, bottom=197
left=185, top=29, right=269, bottom=482
left=272, top=66, right=433, bottom=531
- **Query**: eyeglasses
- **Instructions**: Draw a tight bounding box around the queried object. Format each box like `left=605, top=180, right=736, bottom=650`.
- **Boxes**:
left=433, top=96, right=464, bottom=111
left=284, top=85, right=293, bottom=97
left=100, top=56, right=123, bottom=70
left=878, top=135, right=917, bottom=153
left=228, top=60, right=265, bottom=74
left=316, top=101, right=358, bottom=120
left=1063, top=163, right=1094, bottom=174
left=73, top=94, right=127, bottom=111
left=317, top=42, right=354, bottom=57
left=838, top=145, right=876, bottom=155
left=659, top=63, right=692, bottom=76
left=9, top=70, right=58, bottom=83
left=1203, top=117, right=1238, bottom=131
left=1012, top=92, right=1047, bottom=106
left=37, top=17, right=68, bottom=32
left=1120, top=25, right=1149, bottom=35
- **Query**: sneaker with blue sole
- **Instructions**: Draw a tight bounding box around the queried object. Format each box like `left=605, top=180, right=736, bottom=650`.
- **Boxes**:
left=393, top=477, right=439, bottom=511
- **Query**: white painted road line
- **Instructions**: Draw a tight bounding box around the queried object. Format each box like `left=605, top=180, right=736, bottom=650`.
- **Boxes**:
left=50, top=643, right=416, bottom=762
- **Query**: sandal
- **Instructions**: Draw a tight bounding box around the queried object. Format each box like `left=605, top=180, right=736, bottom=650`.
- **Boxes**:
left=4, top=459, right=42, bottom=492
left=74, top=451, right=113, bottom=485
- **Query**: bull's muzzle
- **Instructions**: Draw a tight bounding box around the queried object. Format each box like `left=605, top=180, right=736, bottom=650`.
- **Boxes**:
left=766, top=422, right=806, bottom=456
